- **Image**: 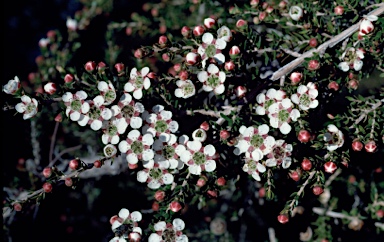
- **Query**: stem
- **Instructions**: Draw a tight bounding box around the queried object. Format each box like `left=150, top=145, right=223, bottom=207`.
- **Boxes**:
left=370, top=110, right=376, bottom=139
left=312, top=207, right=356, bottom=220
left=49, top=122, right=59, bottom=164
left=289, top=171, right=316, bottom=212
left=270, top=4, right=384, bottom=81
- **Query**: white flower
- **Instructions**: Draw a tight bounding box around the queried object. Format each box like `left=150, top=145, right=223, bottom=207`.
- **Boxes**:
left=137, top=160, right=174, bottom=189
left=15, top=95, right=38, bottom=120
left=143, top=105, right=179, bottom=142
left=62, top=91, right=90, bottom=122
left=291, top=82, right=319, bottom=111
left=118, top=129, right=154, bottom=164
left=268, top=98, right=300, bottom=134
left=153, top=134, right=185, bottom=170
left=197, top=33, right=226, bottom=68
left=338, top=47, right=365, bottom=72
left=255, top=88, right=286, bottom=115
left=175, top=79, right=196, bottom=98
left=101, top=117, right=128, bottom=145
left=97, top=81, right=117, bottom=105
left=66, top=18, right=77, bottom=31
left=179, top=140, right=216, bottom=175
left=197, top=64, right=226, bottom=95
left=217, top=26, right=232, bottom=42
left=104, top=144, right=117, bottom=158
left=265, top=140, right=293, bottom=169
left=148, top=218, right=188, bottom=242
left=111, top=208, right=142, bottom=242
left=289, top=6, right=303, bottom=21
left=3, top=76, right=21, bottom=94
left=323, top=124, right=344, bottom=151
left=78, top=96, right=113, bottom=130
left=111, top=93, right=144, bottom=129
left=234, top=124, right=275, bottom=160
left=192, top=128, right=207, bottom=142
left=124, top=67, right=151, bottom=99
left=242, top=157, right=266, bottom=181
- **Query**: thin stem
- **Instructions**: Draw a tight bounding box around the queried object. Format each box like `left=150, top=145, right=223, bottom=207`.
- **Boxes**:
left=49, top=122, right=59, bottom=164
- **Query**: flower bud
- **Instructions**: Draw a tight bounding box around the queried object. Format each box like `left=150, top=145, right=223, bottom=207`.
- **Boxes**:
left=216, top=177, right=226, bottom=186
left=259, top=12, right=268, bottom=21
left=69, top=159, right=79, bottom=170
left=193, top=25, right=205, bottom=36
left=158, top=35, right=168, bottom=46
left=204, top=17, right=216, bottom=29
left=236, top=19, right=248, bottom=29
left=289, top=6, right=303, bottom=21
left=298, top=130, right=311, bottom=143
left=324, top=161, right=337, bottom=173
left=43, top=167, right=52, bottom=178
left=169, top=201, right=182, bottom=212
left=162, top=53, right=170, bottom=62
left=348, top=79, right=359, bottom=90
left=220, top=130, right=230, bottom=140
left=352, top=139, right=363, bottom=151
left=229, top=45, right=241, bottom=59
left=173, top=63, right=182, bottom=72
left=134, top=49, right=143, bottom=59
left=94, top=160, right=102, bottom=168
left=277, top=214, right=289, bottom=224
left=301, top=158, right=312, bottom=171
left=309, top=38, right=318, bottom=48
left=179, top=70, right=189, bottom=81
left=359, top=19, right=374, bottom=35
left=84, top=61, right=96, bottom=72
left=44, top=82, right=57, bottom=95
left=312, top=186, right=324, bottom=195
left=185, top=52, right=199, bottom=65
left=250, top=0, right=259, bottom=7
left=64, top=74, right=74, bottom=83
left=43, top=182, right=53, bottom=193
left=235, top=86, right=247, bottom=98
left=289, top=72, right=302, bottom=85
left=181, top=26, right=191, bottom=37
left=65, top=177, right=73, bottom=187
left=152, top=201, right=159, bottom=211
left=55, top=113, right=62, bottom=122
left=289, top=170, right=300, bottom=181
left=224, top=61, right=235, bottom=71
left=308, top=60, right=320, bottom=71
left=334, top=6, right=344, bottom=15
left=154, top=190, right=166, bottom=202
left=364, top=140, right=377, bottom=153
left=200, top=121, right=210, bottom=131
left=328, top=81, right=339, bottom=91
left=266, top=6, right=274, bottom=14
left=207, top=190, right=218, bottom=197
left=13, top=203, right=22, bottom=212
left=114, top=63, right=125, bottom=73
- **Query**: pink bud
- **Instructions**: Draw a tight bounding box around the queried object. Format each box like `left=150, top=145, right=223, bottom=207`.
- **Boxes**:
left=278, top=1, right=287, bottom=8
left=207, top=190, right=218, bottom=197
left=324, top=161, right=337, bottom=173
left=169, top=201, right=182, bottom=212
left=204, top=17, right=216, bottom=28
left=308, top=60, right=320, bottom=71
left=84, top=61, right=96, bottom=71
left=328, top=81, right=339, bottom=91
left=196, top=176, right=207, bottom=187
left=55, top=113, right=62, bottom=122
left=158, top=35, right=168, bottom=46
left=224, top=61, right=235, bottom=71
left=289, top=170, right=300, bottom=181
left=134, top=49, right=143, bottom=59
left=220, top=130, right=230, bottom=140
left=216, top=177, right=226, bottom=186
left=229, top=46, right=241, bottom=58
left=352, top=139, right=363, bottom=151
left=162, top=53, right=170, bottom=62
left=236, top=19, right=248, bottom=29
left=154, top=190, right=165, bottom=202
left=334, top=6, right=344, bottom=15
left=64, top=74, right=74, bottom=83
left=259, top=12, right=268, bottom=21
left=289, top=72, right=302, bottom=85
left=365, top=140, right=377, bottom=153
left=277, top=214, right=289, bottom=224
left=266, top=6, right=274, bottom=13
left=114, top=63, right=125, bottom=73
left=185, top=52, right=199, bottom=65
left=298, top=130, right=311, bottom=143
left=44, top=82, right=57, bottom=95
left=193, top=25, right=205, bottom=36
left=359, top=19, right=374, bottom=35
left=173, top=63, right=182, bottom=72
left=235, top=86, right=247, bottom=98
left=200, top=121, right=210, bottom=131
left=250, top=0, right=259, bottom=7
left=181, top=26, right=191, bottom=37
left=179, top=70, right=189, bottom=81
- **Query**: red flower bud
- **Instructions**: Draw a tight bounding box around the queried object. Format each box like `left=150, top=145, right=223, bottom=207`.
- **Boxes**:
left=312, top=186, right=324, bottom=195
left=158, top=35, right=168, bottom=46
left=301, top=158, right=312, bottom=171
left=236, top=19, right=248, bottom=29
left=13, top=203, right=22, bottom=212
left=334, top=6, right=344, bottom=15
left=94, top=160, right=102, bottom=168
left=289, top=170, right=300, bottom=181
left=365, top=140, right=377, bottom=153
left=69, top=159, right=79, bottom=170
left=65, top=177, right=73, bottom=187
left=277, top=214, right=289, bottom=224
left=216, top=177, right=226, bottom=186
left=43, top=167, right=52, bottom=178
left=55, top=113, right=63, bottom=122
left=169, top=201, right=182, bottom=212
left=44, top=82, right=57, bottom=95
left=259, top=12, right=268, bottom=21
left=298, top=130, right=311, bottom=143
left=220, top=130, right=230, bottom=140
left=114, top=63, right=125, bottom=73
left=64, top=74, right=74, bottom=83
left=84, top=61, right=96, bottom=71
left=351, top=139, right=363, bottom=151
left=224, top=61, right=235, bottom=71
left=196, top=176, right=207, bottom=187
left=181, top=26, right=191, bottom=37
left=200, top=121, right=210, bottom=131
left=193, top=25, right=205, bottom=36
left=289, top=72, right=302, bottom=85
left=43, top=182, right=53, bottom=193
left=328, top=81, right=339, bottom=91
left=308, top=60, right=320, bottom=71
left=154, top=190, right=166, bottom=202
left=309, top=38, right=318, bottom=48
left=235, top=86, right=247, bottom=98
left=324, top=161, right=337, bottom=173
left=179, top=70, right=189, bottom=81
left=207, top=190, right=218, bottom=197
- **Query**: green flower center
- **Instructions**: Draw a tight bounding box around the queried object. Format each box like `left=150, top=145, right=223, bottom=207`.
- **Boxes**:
left=207, top=75, right=220, bottom=88
left=122, top=105, right=135, bottom=119
left=88, top=106, right=101, bottom=120
left=250, top=134, right=263, bottom=148
left=104, top=90, right=116, bottom=103
left=192, top=152, right=206, bottom=165
left=246, top=159, right=257, bottom=170
left=273, top=146, right=284, bottom=159
left=131, top=140, right=143, bottom=154
left=278, top=109, right=289, bottom=122
left=70, top=100, right=82, bottom=112
left=299, top=93, right=311, bottom=107
left=205, top=44, right=217, bottom=58
left=104, top=146, right=115, bottom=157
left=134, top=76, right=144, bottom=89
left=183, top=83, right=194, bottom=96
left=108, top=125, right=118, bottom=136
left=155, top=120, right=168, bottom=133
left=264, top=99, right=274, bottom=110
left=162, top=228, right=176, bottom=242
left=162, top=145, right=175, bottom=159
left=26, top=103, right=36, bottom=113
left=149, top=167, right=162, bottom=180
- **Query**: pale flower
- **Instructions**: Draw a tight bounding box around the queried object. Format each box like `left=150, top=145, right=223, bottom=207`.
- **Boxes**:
left=338, top=47, right=365, bottom=72
left=137, top=160, right=174, bottom=189
left=101, top=117, right=128, bottom=145
left=265, top=140, right=293, bottom=169
left=197, top=64, right=226, bottom=95
left=233, top=124, right=275, bottom=160
left=153, top=134, right=185, bottom=170
left=124, top=67, right=151, bottom=99
left=118, top=129, right=154, bottom=165
left=111, top=93, right=144, bottom=129
left=148, top=218, right=188, bottom=242
left=255, top=88, right=286, bottom=115
left=323, top=124, right=344, bottom=151
left=62, top=91, right=90, bottom=122
left=179, top=140, right=217, bottom=175
left=174, top=79, right=196, bottom=98
left=15, top=95, right=39, bottom=120
left=78, top=96, right=113, bottom=131
left=197, top=33, right=226, bottom=68
left=97, top=81, right=117, bottom=105
left=291, top=82, right=319, bottom=111
left=242, top=156, right=266, bottom=181
left=3, top=76, right=21, bottom=95
left=289, top=6, right=303, bottom=21
left=103, top=144, right=117, bottom=158
left=217, top=25, right=232, bottom=42
left=111, top=208, right=142, bottom=242
left=268, top=98, right=300, bottom=134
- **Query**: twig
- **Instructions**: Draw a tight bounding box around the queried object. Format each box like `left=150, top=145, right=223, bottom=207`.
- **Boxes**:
left=288, top=171, right=316, bottom=212
left=312, top=207, right=356, bottom=220
left=48, top=145, right=82, bottom=167
left=348, top=100, right=382, bottom=129
left=324, top=168, right=342, bottom=187
left=49, top=122, right=60, bottom=164
left=270, top=4, right=384, bottom=81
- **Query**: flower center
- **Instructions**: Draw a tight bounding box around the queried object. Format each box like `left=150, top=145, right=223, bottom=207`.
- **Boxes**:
left=264, top=99, right=275, bottom=110
left=149, top=167, right=162, bottom=180
left=205, top=44, right=217, bottom=58
left=155, top=120, right=168, bottom=133
left=273, top=146, right=284, bottom=159
left=299, top=93, right=311, bottom=107
left=162, top=228, right=176, bottom=242
left=207, top=75, right=220, bottom=88
left=104, top=90, right=116, bottom=104
left=107, top=124, right=118, bottom=136
left=104, top=146, right=116, bottom=157
left=122, top=105, right=135, bottom=119
left=70, top=99, right=82, bottom=112
left=88, top=106, right=101, bottom=120
left=183, top=83, right=194, bottom=95
left=26, top=103, right=36, bottom=113
left=250, top=134, right=264, bottom=148
left=192, top=151, right=206, bottom=165
left=131, top=140, right=143, bottom=154
left=278, top=109, right=289, bottom=122
left=134, top=76, right=144, bottom=89
left=162, top=145, right=176, bottom=159
left=246, top=159, right=257, bottom=171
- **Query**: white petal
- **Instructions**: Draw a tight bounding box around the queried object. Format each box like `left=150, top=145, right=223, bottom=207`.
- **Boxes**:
left=180, top=151, right=192, bottom=163
left=202, top=33, right=214, bottom=44
left=290, top=109, right=301, bottom=121
left=148, top=180, right=161, bottom=189
left=133, top=89, right=143, bottom=99
left=143, top=78, right=151, bottom=90
left=309, top=100, right=319, bottom=109
left=205, top=160, right=216, bottom=172
left=154, top=221, right=167, bottom=231
left=251, top=172, right=261, bottom=181
left=142, top=149, right=154, bottom=161
left=124, top=82, right=135, bottom=92
left=97, top=81, right=108, bottom=91
left=162, top=173, right=174, bottom=184
left=214, top=53, right=225, bottom=64
left=175, top=89, right=183, bottom=98
left=187, top=140, right=202, bottom=151
left=130, top=68, right=138, bottom=79
left=91, top=120, right=102, bottom=131
left=76, top=91, right=88, bottom=100
left=78, top=115, right=89, bottom=126
left=268, top=103, right=279, bottom=114
left=148, top=233, right=162, bottom=242
left=207, top=64, right=219, bottom=74
left=327, top=124, right=338, bottom=133
left=169, top=121, right=179, bottom=133
left=266, top=88, right=277, bottom=99
left=204, top=144, right=216, bottom=156
left=137, top=171, right=148, bottom=183
left=102, top=134, right=109, bottom=145
left=214, top=85, right=225, bottom=95
left=141, top=67, right=150, bottom=76
left=197, top=71, right=208, bottom=82
left=15, top=103, right=26, bottom=113
left=265, top=159, right=277, bottom=167
left=70, top=111, right=81, bottom=121
left=110, top=135, right=120, bottom=145
left=189, top=165, right=202, bottom=175
left=258, top=124, right=269, bottom=135
left=118, top=140, right=129, bottom=153
left=281, top=98, right=292, bottom=109
left=256, top=93, right=265, bottom=104
left=297, top=85, right=308, bottom=95
left=280, top=122, right=292, bottom=134
left=215, top=38, right=227, bottom=50
left=130, top=211, right=142, bottom=222
left=269, top=117, right=279, bottom=128
left=291, top=94, right=299, bottom=104
left=130, top=117, right=143, bottom=129
left=128, top=130, right=141, bottom=140
left=127, top=153, right=139, bottom=164
left=257, top=163, right=266, bottom=173
left=251, top=149, right=263, bottom=161
left=118, top=208, right=130, bottom=220
left=173, top=218, right=185, bottom=231
left=255, top=106, right=265, bottom=115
